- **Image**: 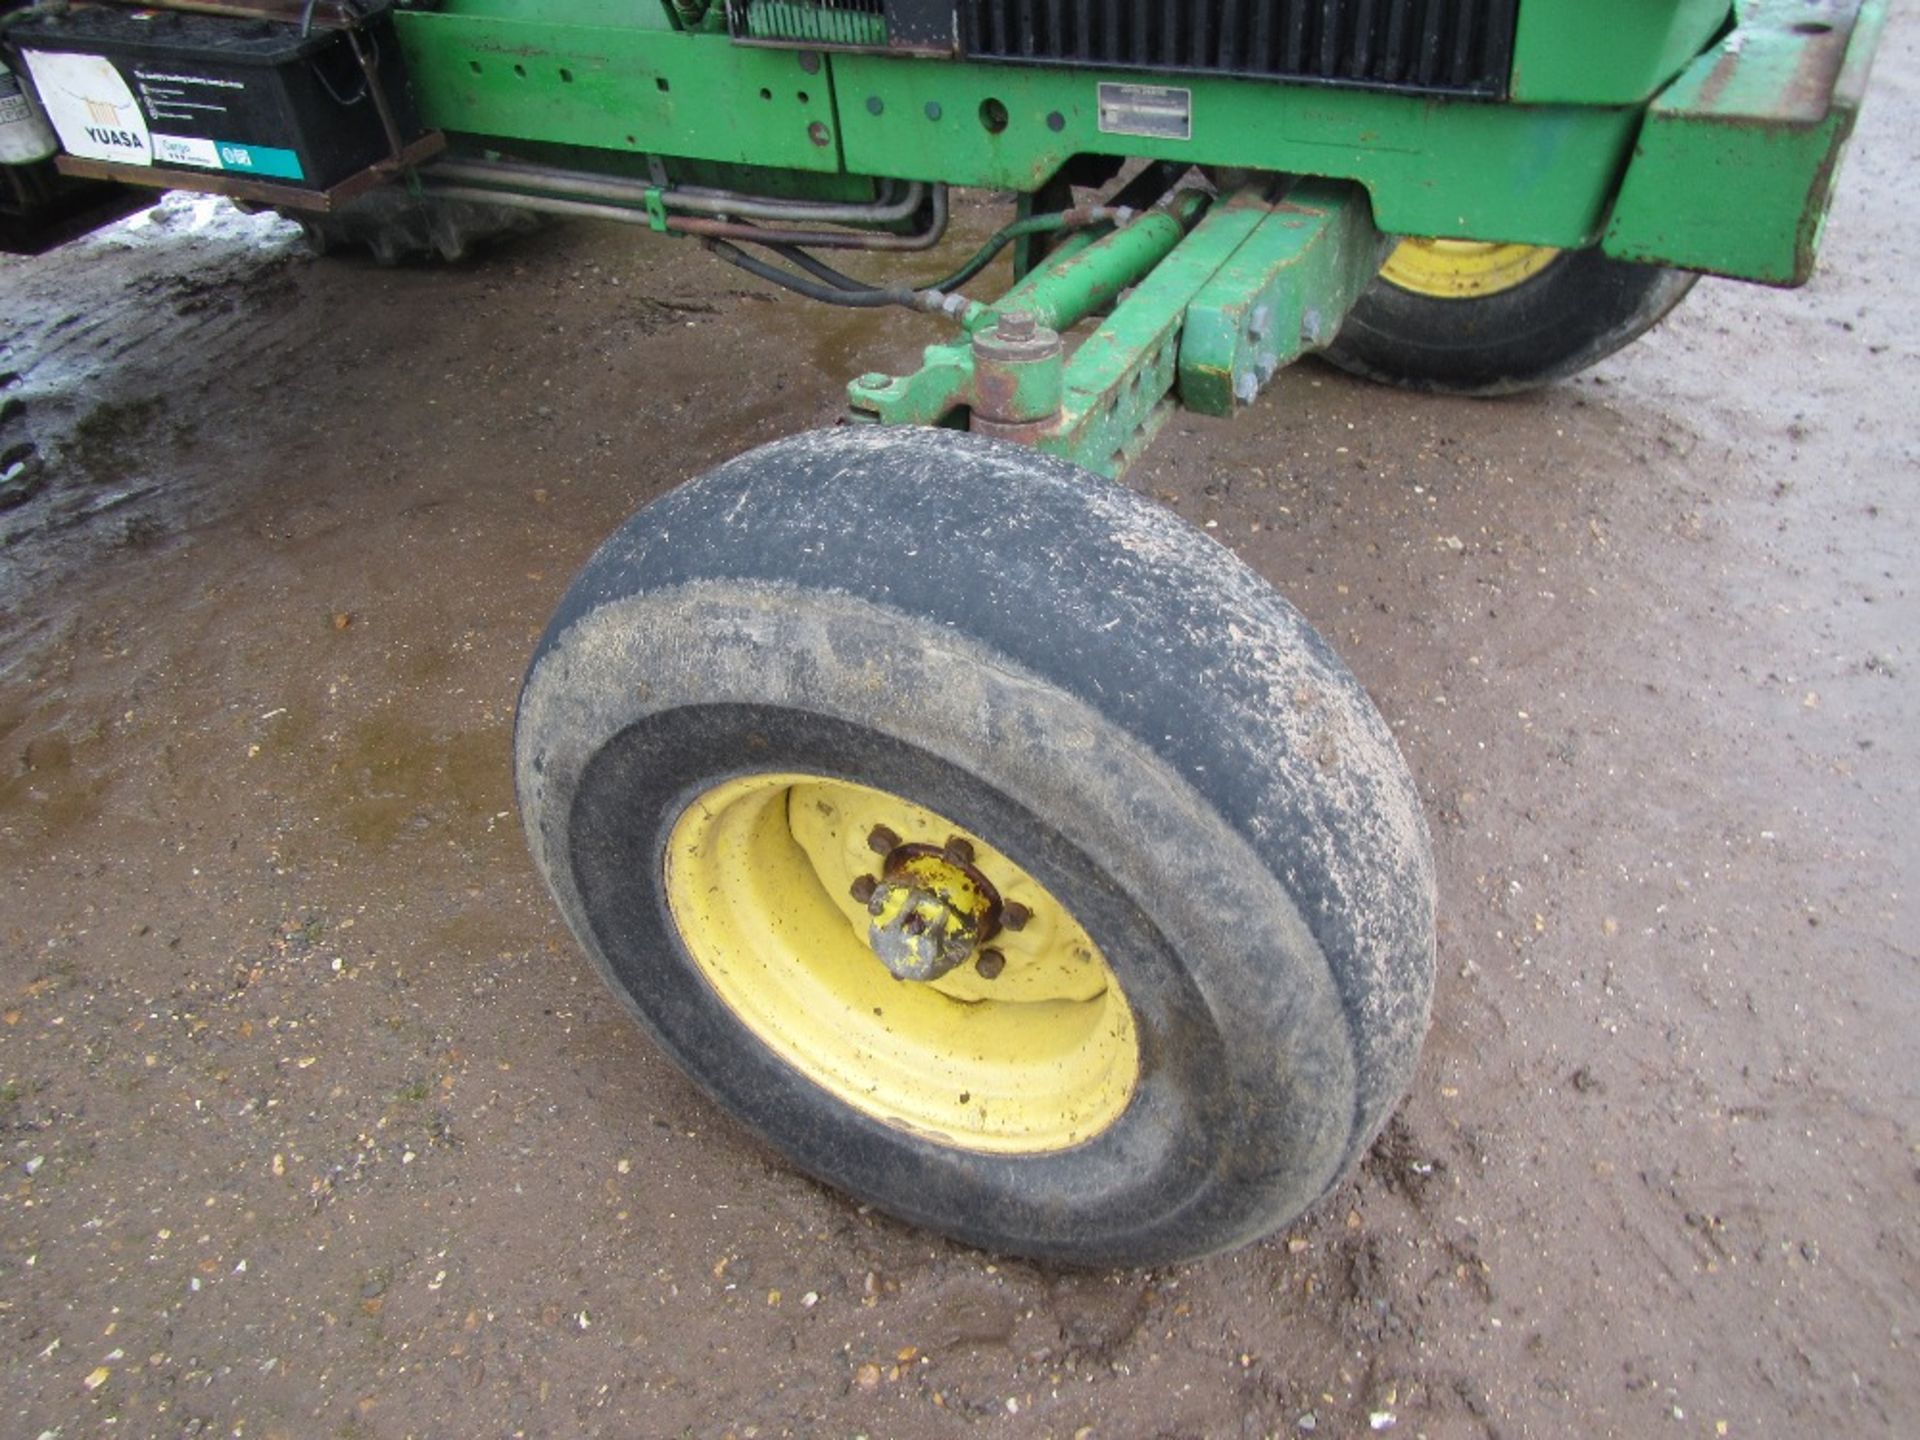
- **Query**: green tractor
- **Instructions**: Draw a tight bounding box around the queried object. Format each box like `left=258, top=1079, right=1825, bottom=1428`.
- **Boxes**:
left=0, top=0, right=1882, bottom=1264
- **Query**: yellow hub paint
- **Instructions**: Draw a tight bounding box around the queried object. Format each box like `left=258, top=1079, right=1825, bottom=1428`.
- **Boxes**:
left=665, top=773, right=1139, bottom=1154
left=865, top=846, right=995, bottom=983
left=1380, top=237, right=1561, bottom=300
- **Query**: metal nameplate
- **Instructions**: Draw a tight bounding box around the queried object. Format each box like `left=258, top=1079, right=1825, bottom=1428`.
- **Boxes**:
left=1097, top=83, right=1192, bottom=141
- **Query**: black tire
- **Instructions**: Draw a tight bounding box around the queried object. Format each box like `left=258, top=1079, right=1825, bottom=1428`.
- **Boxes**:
left=1322, top=246, right=1697, bottom=396
left=515, top=428, right=1436, bottom=1266
left=284, top=187, right=540, bottom=265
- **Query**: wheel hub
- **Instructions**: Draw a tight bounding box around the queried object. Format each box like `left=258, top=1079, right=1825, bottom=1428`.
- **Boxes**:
left=855, top=836, right=1007, bottom=983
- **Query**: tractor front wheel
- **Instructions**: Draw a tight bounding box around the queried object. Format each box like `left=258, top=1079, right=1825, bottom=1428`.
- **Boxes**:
left=1322, top=239, right=1698, bottom=395
left=515, top=429, right=1436, bottom=1265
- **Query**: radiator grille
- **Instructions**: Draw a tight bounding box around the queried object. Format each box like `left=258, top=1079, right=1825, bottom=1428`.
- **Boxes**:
left=962, top=0, right=1518, bottom=97
left=727, top=0, right=889, bottom=49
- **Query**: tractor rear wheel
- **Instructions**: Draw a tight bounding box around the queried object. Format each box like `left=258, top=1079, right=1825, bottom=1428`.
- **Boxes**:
left=1322, top=239, right=1697, bottom=395
left=515, top=428, right=1436, bottom=1266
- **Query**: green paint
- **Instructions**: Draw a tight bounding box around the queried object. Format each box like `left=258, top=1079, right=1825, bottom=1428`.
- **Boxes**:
left=1603, top=0, right=1885, bottom=285
left=849, top=185, right=1383, bottom=479
left=393, top=12, right=843, bottom=173
left=1043, top=193, right=1278, bottom=475
left=845, top=217, right=1188, bottom=429
left=832, top=53, right=1641, bottom=246
left=1178, top=182, right=1383, bottom=417
left=1510, top=0, right=1732, bottom=104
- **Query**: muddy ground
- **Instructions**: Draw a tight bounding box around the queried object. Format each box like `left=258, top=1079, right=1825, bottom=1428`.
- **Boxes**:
left=3, top=15, right=1916, bottom=1440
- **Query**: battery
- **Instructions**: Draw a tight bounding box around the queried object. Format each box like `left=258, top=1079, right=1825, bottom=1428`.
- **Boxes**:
left=12, top=4, right=423, bottom=192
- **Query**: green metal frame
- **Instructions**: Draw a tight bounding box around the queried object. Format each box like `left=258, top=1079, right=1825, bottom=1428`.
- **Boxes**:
left=827, top=55, right=1637, bottom=245
left=394, top=8, right=1643, bottom=244
left=1601, top=0, right=1885, bottom=285
left=386, top=0, right=1876, bottom=276
left=394, top=15, right=846, bottom=174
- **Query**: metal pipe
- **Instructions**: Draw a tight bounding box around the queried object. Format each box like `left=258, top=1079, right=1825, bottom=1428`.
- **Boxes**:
left=672, top=180, right=924, bottom=222
left=420, top=182, right=951, bottom=253
left=422, top=186, right=678, bottom=228
left=664, top=187, right=947, bottom=251
left=426, top=157, right=927, bottom=225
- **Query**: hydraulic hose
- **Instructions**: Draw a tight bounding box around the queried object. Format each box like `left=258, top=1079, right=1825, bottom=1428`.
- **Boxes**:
left=702, top=238, right=928, bottom=310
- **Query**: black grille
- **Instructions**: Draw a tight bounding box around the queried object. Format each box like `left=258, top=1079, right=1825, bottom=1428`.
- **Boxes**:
left=962, top=0, right=1518, bottom=97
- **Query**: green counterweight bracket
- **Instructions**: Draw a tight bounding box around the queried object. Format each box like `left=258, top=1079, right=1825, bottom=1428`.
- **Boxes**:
left=847, top=181, right=1381, bottom=480
left=1179, top=180, right=1389, bottom=418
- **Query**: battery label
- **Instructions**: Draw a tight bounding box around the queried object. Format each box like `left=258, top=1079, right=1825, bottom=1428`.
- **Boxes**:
left=131, top=66, right=247, bottom=126
left=152, top=133, right=305, bottom=180
left=21, top=49, right=152, bottom=165
left=1096, top=83, right=1193, bottom=142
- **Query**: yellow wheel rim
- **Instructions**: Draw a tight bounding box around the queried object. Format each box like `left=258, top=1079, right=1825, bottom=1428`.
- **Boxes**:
left=1379, top=237, right=1561, bottom=300
left=664, top=773, right=1140, bottom=1155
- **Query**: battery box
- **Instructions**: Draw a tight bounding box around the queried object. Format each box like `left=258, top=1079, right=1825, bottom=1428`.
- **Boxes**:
left=11, top=3, right=424, bottom=193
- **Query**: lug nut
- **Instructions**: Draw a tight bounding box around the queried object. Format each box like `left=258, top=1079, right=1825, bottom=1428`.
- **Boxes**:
left=943, top=836, right=975, bottom=866
left=1001, top=901, right=1030, bottom=931
left=850, top=875, right=878, bottom=905
left=975, top=949, right=1006, bottom=980
left=866, top=825, right=900, bottom=856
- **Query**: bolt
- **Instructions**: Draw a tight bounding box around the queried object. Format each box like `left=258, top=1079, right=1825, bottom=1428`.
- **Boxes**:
left=1001, top=902, right=1030, bottom=931
left=996, top=311, right=1037, bottom=342
left=867, top=825, right=900, bottom=856
left=850, top=875, right=878, bottom=905
left=975, top=949, right=1006, bottom=980
left=943, top=836, right=975, bottom=866
left=1248, top=303, right=1271, bottom=342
